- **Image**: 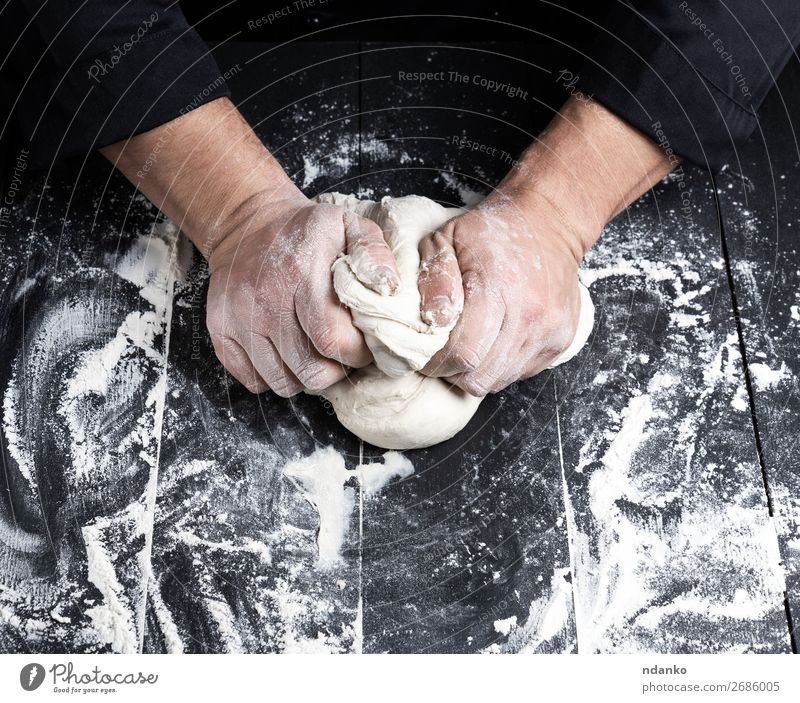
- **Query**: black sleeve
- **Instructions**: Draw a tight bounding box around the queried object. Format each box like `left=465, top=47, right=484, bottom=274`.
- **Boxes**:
left=1, top=1, right=230, bottom=168
left=574, top=1, right=800, bottom=170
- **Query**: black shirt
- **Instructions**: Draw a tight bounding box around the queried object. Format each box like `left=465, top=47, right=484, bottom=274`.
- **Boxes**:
left=575, top=1, right=800, bottom=171
left=1, top=1, right=798, bottom=174
left=0, top=1, right=230, bottom=170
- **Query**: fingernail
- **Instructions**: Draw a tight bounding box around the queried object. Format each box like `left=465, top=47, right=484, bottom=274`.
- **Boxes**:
left=372, top=265, right=399, bottom=296
left=422, top=295, right=456, bottom=327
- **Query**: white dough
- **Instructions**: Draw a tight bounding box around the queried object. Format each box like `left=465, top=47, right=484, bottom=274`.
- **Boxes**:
left=318, top=193, right=595, bottom=450
left=324, top=364, right=483, bottom=450
left=319, top=193, right=463, bottom=376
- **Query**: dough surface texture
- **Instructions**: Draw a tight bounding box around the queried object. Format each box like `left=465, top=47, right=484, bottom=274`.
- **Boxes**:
left=318, top=193, right=594, bottom=450
left=322, top=193, right=462, bottom=376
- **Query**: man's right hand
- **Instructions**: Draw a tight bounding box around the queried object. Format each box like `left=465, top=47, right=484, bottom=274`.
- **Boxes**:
left=417, top=95, right=677, bottom=395
left=101, top=98, right=400, bottom=396
left=205, top=193, right=400, bottom=396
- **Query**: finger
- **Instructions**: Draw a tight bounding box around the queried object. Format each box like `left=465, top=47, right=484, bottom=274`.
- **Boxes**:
left=422, top=269, right=505, bottom=378
left=449, top=307, right=577, bottom=396
left=418, top=229, right=464, bottom=328
left=448, top=329, right=527, bottom=397
left=342, top=210, right=401, bottom=295
left=295, top=279, right=372, bottom=368
left=240, top=332, right=305, bottom=398
left=210, top=334, right=269, bottom=394
left=271, top=313, right=348, bottom=391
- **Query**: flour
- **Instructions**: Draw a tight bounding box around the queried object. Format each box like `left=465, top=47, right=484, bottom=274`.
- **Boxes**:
left=49, top=607, right=72, bottom=625
left=0, top=221, right=179, bottom=653
left=204, top=597, right=244, bottom=653
left=83, top=513, right=140, bottom=653
left=748, top=362, right=787, bottom=390
left=568, top=349, right=786, bottom=651
left=356, top=450, right=414, bottom=496
left=484, top=567, right=575, bottom=653
left=146, top=580, right=184, bottom=653
left=175, top=530, right=273, bottom=565
left=283, top=447, right=356, bottom=568
left=283, top=446, right=415, bottom=568
left=298, top=134, right=400, bottom=191
left=493, top=616, right=517, bottom=636
left=2, top=381, right=35, bottom=487
left=113, top=225, right=175, bottom=308
left=437, top=171, right=485, bottom=207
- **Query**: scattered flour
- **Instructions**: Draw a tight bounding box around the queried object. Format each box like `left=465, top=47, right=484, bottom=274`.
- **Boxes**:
left=83, top=514, right=139, bottom=653
left=283, top=447, right=414, bottom=568
left=748, top=362, right=787, bottom=390
left=493, top=616, right=517, bottom=636
left=204, top=597, right=244, bottom=653
left=483, top=567, right=574, bottom=653
left=437, top=171, right=485, bottom=207
left=147, top=580, right=184, bottom=654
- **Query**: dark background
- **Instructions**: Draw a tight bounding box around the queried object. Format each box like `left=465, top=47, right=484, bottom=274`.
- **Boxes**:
left=0, top=1, right=612, bottom=185
left=182, top=1, right=609, bottom=43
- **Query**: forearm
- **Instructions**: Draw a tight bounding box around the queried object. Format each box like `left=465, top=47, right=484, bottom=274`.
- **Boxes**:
left=100, top=97, right=302, bottom=257
left=501, top=95, right=676, bottom=259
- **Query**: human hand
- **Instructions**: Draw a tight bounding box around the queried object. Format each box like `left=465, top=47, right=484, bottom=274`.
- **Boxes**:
left=417, top=187, right=584, bottom=395
left=101, top=98, right=400, bottom=396
left=205, top=192, right=400, bottom=395
left=417, top=95, right=677, bottom=395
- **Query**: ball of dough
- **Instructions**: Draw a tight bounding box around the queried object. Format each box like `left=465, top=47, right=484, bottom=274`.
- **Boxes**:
left=317, top=193, right=595, bottom=450
left=324, top=365, right=483, bottom=450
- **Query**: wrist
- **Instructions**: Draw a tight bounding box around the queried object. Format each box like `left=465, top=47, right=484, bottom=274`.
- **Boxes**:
left=498, top=95, right=676, bottom=257
left=101, top=97, right=304, bottom=259
left=206, top=189, right=310, bottom=265
left=492, top=167, right=600, bottom=264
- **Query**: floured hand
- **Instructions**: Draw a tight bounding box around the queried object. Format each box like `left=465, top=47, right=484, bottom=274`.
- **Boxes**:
left=417, top=94, right=679, bottom=396
left=206, top=193, right=400, bottom=395
left=100, top=98, right=401, bottom=397
left=417, top=186, right=584, bottom=396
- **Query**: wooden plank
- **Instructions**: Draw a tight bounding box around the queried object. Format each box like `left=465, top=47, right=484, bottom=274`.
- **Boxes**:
left=358, top=42, right=576, bottom=653
left=556, top=166, right=790, bottom=652
left=0, top=155, right=175, bottom=652
left=715, top=57, right=800, bottom=650
left=358, top=379, right=576, bottom=653
left=143, top=42, right=365, bottom=653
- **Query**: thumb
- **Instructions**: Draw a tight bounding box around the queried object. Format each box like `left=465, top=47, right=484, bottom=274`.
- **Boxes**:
left=342, top=210, right=401, bottom=295
left=418, top=228, right=464, bottom=328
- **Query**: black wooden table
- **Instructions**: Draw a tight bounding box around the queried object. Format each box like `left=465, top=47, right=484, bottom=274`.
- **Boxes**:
left=0, top=41, right=797, bottom=653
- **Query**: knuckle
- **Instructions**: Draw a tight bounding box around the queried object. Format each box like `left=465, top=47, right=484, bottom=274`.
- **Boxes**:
left=548, top=329, right=575, bottom=357
left=520, top=295, right=547, bottom=327
left=269, top=375, right=300, bottom=398
left=311, top=325, right=340, bottom=359
left=461, top=269, right=486, bottom=297
left=539, top=310, right=574, bottom=351
left=294, top=359, right=338, bottom=391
